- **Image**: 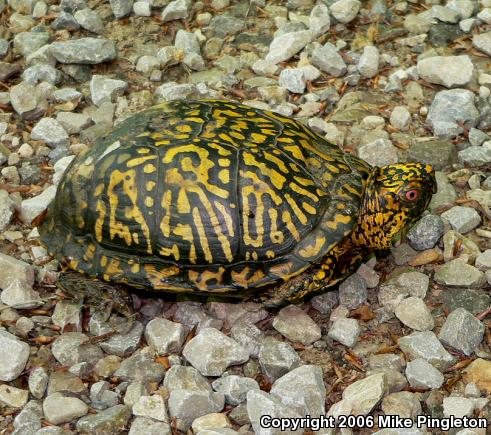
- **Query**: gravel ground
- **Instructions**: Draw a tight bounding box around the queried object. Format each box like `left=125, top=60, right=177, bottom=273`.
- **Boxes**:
left=0, top=0, right=491, bottom=434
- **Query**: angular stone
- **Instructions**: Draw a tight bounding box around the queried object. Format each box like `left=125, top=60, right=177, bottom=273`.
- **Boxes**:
left=406, top=358, right=444, bottom=389
left=133, top=395, right=168, bottom=422
left=113, top=349, right=165, bottom=383
left=438, top=308, right=485, bottom=356
left=76, top=404, right=131, bottom=433
left=182, top=327, right=249, bottom=376
left=473, top=31, right=491, bottom=57
left=328, top=318, right=361, bottom=347
left=272, top=305, right=321, bottom=345
left=406, top=215, right=444, bottom=251
left=258, top=337, right=301, bottom=380
left=417, top=56, right=474, bottom=88
left=50, top=38, right=117, bottom=64
left=329, top=0, right=361, bottom=24
left=265, top=31, right=311, bottom=64
left=342, top=373, right=386, bottom=415
left=464, top=358, right=491, bottom=394
left=163, top=365, right=211, bottom=393
left=90, top=74, right=128, bottom=106
left=0, top=329, right=30, bottom=381
left=30, top=118, right=69, bottom=147
left=434, top=259, right=485, bottom=288
left=311, top=42, right=346, bottom=77
left=394, top=297, right=434, bottom=331
left=161, top=0, right=189, bottom=22
left=212, top=375, right=260, bottom=405
left=145, top=318, right=186, bottom=355
left=129, top=416, right=171, bottom=435
left=441, top=206, right=481, bottom=233
left=358, top=45, right=379, bottom=78
left=0, top=384, right=28, bottom=408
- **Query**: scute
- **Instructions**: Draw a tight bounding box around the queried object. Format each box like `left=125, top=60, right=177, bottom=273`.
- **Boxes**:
left=40, top=99, right=370, bottom=294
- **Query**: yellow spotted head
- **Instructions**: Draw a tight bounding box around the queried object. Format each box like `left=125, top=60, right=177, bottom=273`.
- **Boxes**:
left=354, top=163, right=436, bottom=250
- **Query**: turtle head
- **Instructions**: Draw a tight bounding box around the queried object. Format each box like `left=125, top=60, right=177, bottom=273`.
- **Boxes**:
left=354, top=163, right=436, bottom=250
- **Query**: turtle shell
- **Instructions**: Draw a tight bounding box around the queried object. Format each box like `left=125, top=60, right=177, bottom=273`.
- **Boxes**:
left=40, top=99, right=371, bottom=294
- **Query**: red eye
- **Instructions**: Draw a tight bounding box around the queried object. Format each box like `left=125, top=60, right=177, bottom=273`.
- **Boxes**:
left=405, top=189, right=419, bottom=201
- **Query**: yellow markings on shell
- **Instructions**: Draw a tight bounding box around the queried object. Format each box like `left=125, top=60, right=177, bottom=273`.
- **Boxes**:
left=68, top=259, right=79, bottom=270
left=231, top=267, right=265, bottom=288
left=231, top=119, right=248, bottom=130
left=100, top=256, right=107, bottom=267
left=146, top=181, right=156, bottom=191
left=160, top=189, right=172, bottom=237
left=176, top=124, right=193, bottom=133
left=131, top=263, right=140, bottom=273
left=145, top=196, right=154, bottom=207
left=94, top=199, right=106, bottom=243
left=219, top=132, right=238, bottom=146
left=266, top=250, right=275, bottom=258
left=298, top=235, right=326, bottom=258
left=193, top=207, right=213, bottom=263
left=144, top=264, right=180, bottom=289
left=284, top=193, right=308, bottom=225
left=185, top=117, right=204, bottom=123
left=206, top=142, right=232, bottom=156
left=144, top=164, right=156, bottom=173
left=174, top=223, right=196, bottom=263
left=268, top=208, right=284, bottom=244
left=160, top=244, right=180, bottom=261
left=218, top=169, right=229, bottom=184
left=324, top=213, right=352, bottom=230
left=137, top=148, right=151, bottom=154
left=177, top=189, right=191, bottom=213
left=302, top=202, right=317, bottom=215
left=132, top=232, right=139, bottom=244
left=290, top=182, right=319, bottom=202
left=105, top=258, right=122, bottom=276
left=155, top=140, right=171, bottom=146
left=243, top=151, right=286, bottom=190
left=80, top=200, right=88, bottom=209
left=126, top=155, right=158, bottom=168
left=107, top=169, right=152, bottom=254
left=83, top=243, right=95, bottom=261
left=282, top=210, right=300, bottom=241
left=214, top=201, right=234, bottom=237
left=188, top=268, right=225, bottom=291
left=250, top=132, right=266, bottom=144
left=230, top=130, right=246, bottom=140
left=218, top=158, right=230, bottom=167
left=263, top=151, right=288, bottom=173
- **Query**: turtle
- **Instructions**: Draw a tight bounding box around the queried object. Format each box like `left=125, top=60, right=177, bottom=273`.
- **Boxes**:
left=39, top=99, right=436, bottom=308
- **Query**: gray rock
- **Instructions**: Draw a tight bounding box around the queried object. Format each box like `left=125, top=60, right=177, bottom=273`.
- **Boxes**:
left=0, top=329, right=30, bottom=381
left=394, top=271, right=429, bottom=299
left=230, top=322, right=263, bottom=358
left=394, top=297, right=434, bottom=331
left=311, top=290, right=338, bottom=314
left=136, top=55, right=160, bottom=73
left=0, top=62, right=20, bottom=80
left=30, top=118, right=69, bottom=147
left=311, top=42, right=346, bottom=77
left=342, top=373, right=386, bottom=415
left=13, top=400, right=43, bottom=433
left=309, top=4, right=330, bottom=37
left=382, top=391, right=422, bottom=419
left=74, top=8, right=104, bottom=34
left=476, top=250, right=491, bottom=271
left=182, top=328, right=249, bottom=376
left=145, top=318, right=186, bottom=355
left=133, top=395, right=168, bottom=422
left=398, top=331, right=455, bottom=371
left=10, top=81, right=47, bottom=120
left=56, top=112, right=92, bottom=134
left=406, top=214, right=444, bottom=250
left=406, top=358, right=444, bottom=389
left=13, top=32, right=50, bottom=57
left=51, top=11, right=80, bottom=31
left=358, top=138, right=399, bottom=166
left=90, top=74, right=127, bottom=106
left=458, top=146, right=491, bottom=166
left=447, top=0, right=475, bottom=19
left=90, top=381, right=119, bottom=410
left=247, top=390, right=302, bottom=435
left=43, top=393, right=89, bottom=425
left=212, top=375, right=260, bottom=405
left=265, top=30, right=311, bottom=64
left=434, top=259, right=485, bottom=288
left=168, top=389, right=224, bottom=431
left=19, top=185, right=57, bottom=224
left=76, top=404, right=131, bottom=433
left=258, top=337, right=301, bottom=380
left=368, top=354, right=406, bottom=372
left=109, top=0, right=133, bottom=18
left=442, top=288, right=490, bottom=316
left=0, top=190, right=14, bottom=231
left=329, top=0, right=361, bottom=24
left=114, top=348, right=165, bottom=383
left=50, top=38, right=116, bottom=64
left=0, top=39, right=9, bottom=58
left=270, top=365, right=326, bottom=416
left=328, top=317, right=361, bottom=347
left=358, top=45, right=379, bottom=79
left=28, top=367, right=49, bottom=399
left=473, top=31, right=491, bottom=57
left=427, top=89, right=479, bottom=138
left=378, top=283, right=410, bottom=312
left=174, top=29, right=200, bottom=54
left=60, top=0, right=88, bottom=13
left=52, top=332, right=103, bottom=366
left=468, top=128, right=490, bottom=146
left=22, top=64, right=62, bottom=85
left=443, top=396, right=475, bottom=418
left=417, top=56, right=474, bottom=88
left=389, top=106, right=411, bottom=131
left=129, top=417, right=171, bottom=435
left=338, top=273, right=367, bottom=309
left=0, top=384, right=28, bottom=408
left=441, top=206, right=481, bottom=234
left=438, top=308, right=485, bottom=356
left=429, top=172, right=458, bottom=212
left=278, top=68, right=306, bottom=94
left=99, top=321, right=143, bottom=357
left=161, top=0, right=189, bottom=22
left=163, top=365, right=211, bottom=393
left=407, top=139, right=456, bottom=171
left=272, top=305, right=321, bottom=345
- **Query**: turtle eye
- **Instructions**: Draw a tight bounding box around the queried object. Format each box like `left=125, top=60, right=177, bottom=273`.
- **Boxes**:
left=405, top=189, right=420, bottom=201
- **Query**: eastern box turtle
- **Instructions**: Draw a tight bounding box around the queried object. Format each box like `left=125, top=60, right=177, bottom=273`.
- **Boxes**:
left=40, top=99, right=436, bottom=306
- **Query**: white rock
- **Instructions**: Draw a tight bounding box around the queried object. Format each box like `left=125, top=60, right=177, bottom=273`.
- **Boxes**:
left=342, top=373, right=386, bottom=415
left=265, top=30, right=312, bottom=64
left=329, top=0, right=361, bottom=24
left=477, top=8, right=491, bottom=24
left=0, top=384, right=28, bottom=408
left=328, top=318, right=361, bottom=347
left=43, top=392, right=89, bottom=425
left=133, top=395, right=169, bottom=422
left=309, top=4, right=330, bottom=37
left=30, top=117, right=69, bottom=147
left=357, top=45, right=379, bottom=78
left=0, top=329, right=30, bottom=381
left=443, top=396, right=475, bottom=418
left=133, top=1, right=151, bottom=16
left=20, top=185, right=56, bottom=224
left=161, top=0, right=190, bottom=22
left=390, top=106, right=411, bottom=131
left=417, top=56, right=474, bottom=88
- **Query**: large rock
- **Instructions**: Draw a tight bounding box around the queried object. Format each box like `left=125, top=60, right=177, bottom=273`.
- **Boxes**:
left=43, top=393, right=89, bottom=425
left=427, top=89, right=479, bottom=138
left=182, top=328, right=249, bottom=376
left=473, top=31, right=491, bottom=57
left=342, top=373, right=386, bottom=415
left=265, top=31, right=311, bottom=64
left=271, top=305, right=321, bottom=345
left=50, top=38, right=117, bottom=64
left=417, top=55, right=474, bottom=88
left=0, top=329, right=30, bottom=381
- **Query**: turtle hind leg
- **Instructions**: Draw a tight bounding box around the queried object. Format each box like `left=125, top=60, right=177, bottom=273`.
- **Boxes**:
left=56, top=271, right=135, bottom=322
